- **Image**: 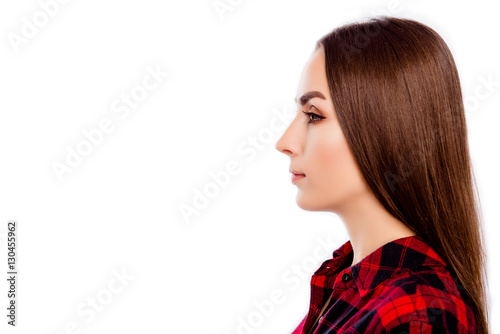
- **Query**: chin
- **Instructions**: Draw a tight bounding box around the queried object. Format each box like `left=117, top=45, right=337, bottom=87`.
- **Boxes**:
left=296, top=193, right=330, bottom=212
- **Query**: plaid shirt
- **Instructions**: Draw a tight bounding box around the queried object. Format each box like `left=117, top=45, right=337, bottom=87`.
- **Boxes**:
left=291, top=235, right=476, bottom=333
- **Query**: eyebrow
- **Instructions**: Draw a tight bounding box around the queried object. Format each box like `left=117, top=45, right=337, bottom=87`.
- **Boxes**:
left=294, top=91, right=327, bottom=106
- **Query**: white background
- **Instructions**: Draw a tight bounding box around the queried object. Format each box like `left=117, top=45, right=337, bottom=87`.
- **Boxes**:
left=0, top=0, right=498, bottom=333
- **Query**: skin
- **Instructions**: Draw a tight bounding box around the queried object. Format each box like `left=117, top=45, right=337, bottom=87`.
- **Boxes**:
left=275, top=46, right=416, bottom=266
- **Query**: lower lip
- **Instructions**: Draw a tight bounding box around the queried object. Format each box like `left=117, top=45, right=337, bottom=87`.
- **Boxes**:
left=291, top=174, right=306, bottom=184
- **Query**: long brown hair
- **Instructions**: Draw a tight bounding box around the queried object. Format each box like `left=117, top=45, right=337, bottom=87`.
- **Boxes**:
left=316, top=16, right=489, bottom=333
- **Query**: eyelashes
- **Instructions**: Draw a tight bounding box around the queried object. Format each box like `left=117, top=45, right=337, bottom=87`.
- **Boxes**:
left=302, top=108, right=326, bottom=124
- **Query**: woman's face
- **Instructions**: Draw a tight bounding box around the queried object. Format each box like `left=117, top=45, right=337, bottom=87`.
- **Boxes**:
left=275, top=47, right=370, bottom=213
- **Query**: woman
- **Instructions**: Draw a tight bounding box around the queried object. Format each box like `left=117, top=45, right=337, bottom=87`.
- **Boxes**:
left=275, top=16, right=489, bottom=333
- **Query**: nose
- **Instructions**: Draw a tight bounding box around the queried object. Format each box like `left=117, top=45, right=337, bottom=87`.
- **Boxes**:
left=275, top=126, right=295, bottom=157
left=275, top=136, right=291, bottom=156
left=275, top=111, right=302, bottom=156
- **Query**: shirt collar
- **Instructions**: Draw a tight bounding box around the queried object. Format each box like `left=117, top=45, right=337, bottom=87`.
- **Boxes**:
left=313, top=235, right=448, bottom=298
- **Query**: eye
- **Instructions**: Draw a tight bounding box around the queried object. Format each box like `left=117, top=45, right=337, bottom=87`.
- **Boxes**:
left=302, top=107, right=325, bottom=124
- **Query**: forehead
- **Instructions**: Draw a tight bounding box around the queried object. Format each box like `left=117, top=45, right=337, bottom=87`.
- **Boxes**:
left=295, top=48, right=329, bottom=103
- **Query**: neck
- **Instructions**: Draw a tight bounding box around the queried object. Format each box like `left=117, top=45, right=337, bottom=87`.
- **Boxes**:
left=337, top=193, right=417, bottom=267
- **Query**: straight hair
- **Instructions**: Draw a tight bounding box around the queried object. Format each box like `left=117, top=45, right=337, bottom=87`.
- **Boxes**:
left=315, top=16, right=489, bottom=333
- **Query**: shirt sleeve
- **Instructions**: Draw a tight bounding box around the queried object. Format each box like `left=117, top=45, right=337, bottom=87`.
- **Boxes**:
left=384, top=320, right=447, bottom=334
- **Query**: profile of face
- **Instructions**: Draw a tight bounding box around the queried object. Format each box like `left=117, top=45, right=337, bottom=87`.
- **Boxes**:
left=275, top=47, right=370, bottom=214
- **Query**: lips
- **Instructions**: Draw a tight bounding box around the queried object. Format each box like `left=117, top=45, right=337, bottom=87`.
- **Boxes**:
left=289, top=167, right=305, bottom=176
left=290, top=168, right=306, bottom=184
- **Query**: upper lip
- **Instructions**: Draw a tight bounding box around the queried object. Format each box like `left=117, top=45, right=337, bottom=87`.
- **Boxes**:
left=289, top=167, right=305, bottom=175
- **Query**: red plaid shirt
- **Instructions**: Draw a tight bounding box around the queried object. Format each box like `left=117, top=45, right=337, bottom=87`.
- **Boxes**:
left=291, top=235, right=476, bottom=333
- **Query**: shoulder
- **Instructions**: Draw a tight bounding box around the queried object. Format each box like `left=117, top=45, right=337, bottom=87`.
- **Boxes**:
left=364, top=266, right=476, bottom=333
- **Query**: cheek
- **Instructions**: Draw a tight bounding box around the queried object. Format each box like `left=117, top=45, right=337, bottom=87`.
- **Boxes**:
left=306, top=129, right=361, bottom=192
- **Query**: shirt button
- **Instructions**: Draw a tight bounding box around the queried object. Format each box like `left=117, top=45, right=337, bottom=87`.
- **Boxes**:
left=341, top=273, right=351, bottom=282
